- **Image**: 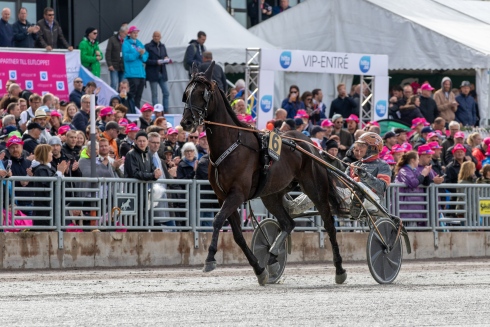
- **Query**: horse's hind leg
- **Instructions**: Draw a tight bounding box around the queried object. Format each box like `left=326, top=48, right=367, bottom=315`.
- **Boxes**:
left=228, top=211, right=268, bottom=286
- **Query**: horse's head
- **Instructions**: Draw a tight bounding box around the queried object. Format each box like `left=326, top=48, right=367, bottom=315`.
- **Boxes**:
left=181, top=61, right=216, bottom=133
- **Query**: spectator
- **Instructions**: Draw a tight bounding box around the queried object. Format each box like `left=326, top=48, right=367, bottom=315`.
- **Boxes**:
left=196, top=132, right=208, bottom=159
left=388, top=85, right=403, bottom=119
left=311, top=88, right=327, bottom=124
left=458, top=161, right=476, bottom=184
left=62, top=130, right=81, bottom=160
left=97, top=106, right=116, bottom=132
left=445, top=144, right=469, bottom=184
left=418, top=83, right=439, bottom=124
left=22, top=122, right=43, bottom=154
left=345, top=114, right=359, bottom=137
left=49, top=136, right=81, bottom=178
left=32, top=107, right=52, bottom=144
left=233, top=99, right=247, bottom=116
left=472, top=136, right=490, bottom=171
left=106, top=23, right=128, bottom=91
left=466, top=132, right=482, bottom=150
left=324, top=139, right=344, bottom=170
left=399, top=95, right=424, bottom=126
left=122, top=25, right=148, bottom=109
left=75, top=130, right=86, bottom=148
left=19, top=93, right=41, bottom=132
left=476, top=164, right=490, bottom=184
left=36, top=7, right=73, bottom=51
left=428, top=141, right=444, bottom=177
left=248, top=0, right=273, bottom=26
left=456, top=81, right=477, bottom=126
left=282, top=85, right=305, bottom=119
left=0, top=83, right=21, bottom=109
left=0, top=8, right=13, bottom=47
left=136, top=103, right=154, bottom=130
left=57, top=125, right=70, bottom=143
left=124, top=131, right=161, bottom=180
left=12, top=7, right=39, bottom=48
left=331, top=114, right=353, bottom=157
left=72, top=94, right=90, bottom=131
left=101, top=121, right=120, bottom=159
left=97, top=137, right=123, bottom=177
left=441, top=121, right=460, bottom=164
left=445, top=132, right=477, bottom=166
left=274, top=108, right=287, bottom=121
left=198, top=51, right=227, bottom=93
left=119, top=123, right=139, bottom=158
left=49, top=110, right=62, bottom=135
left=62, top=102, right=78, bottom=126
left=184, top=31, right=206, bottom=76
left=273, top=0, right=291, bottom=15
left=69, top=78, right=85, bottom=109
left=84, top=81, right=99, bottom=105
left=4, top=135, right=32, bottom=210
left=383, top=131, right=397, bottom=153
left=329, top=83, right=357, bottom=119
left=79, top=27, right=103, bottom=77
left=78, top=140, right=98, bottom=177
left=432, top=117, right=446, bottom=136
left=115, top=80, right=135, bottom=114
left=177, top=142, right=198, bottom=181
left=434, top=77, right=458, bottom=123
left=413, top=126, right=433, bottom=150
left=18, top=98, right=27, bottom=113
left=145, top=31, right=171, bottom=110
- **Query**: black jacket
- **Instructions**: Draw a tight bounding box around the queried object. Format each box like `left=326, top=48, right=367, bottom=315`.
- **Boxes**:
left=177, top=159, right=196, bottom=180
left=136, top=117, right=152, bottom=131
left=35, top=18, right=70, bottom=49
left=198, top=61, right=227, bottom=93
left=145, top=40, right=169, bottom=82
left=72, top=110, right=90, bottom=132
left=119, top=137, right=134, bottom=158
left=419, top=95, right=439, bottom=124
left=4, top=155, right=32, bottom=204
left=69, top=89, right=84, bottom=109
left=184, top=40, right=205, bottom=71
left=12, top=20, right=37, bottom=48
left=105, top=34, right=124, bottom=72
left=21, top=133, right=39, bottom=154
left=329, top=96, right=357, bottom=118
left=32, top=164, right=57, bottom=225
left=0, top=18, right=13, bottom=47
left=124, top=145, right=156, bottom=180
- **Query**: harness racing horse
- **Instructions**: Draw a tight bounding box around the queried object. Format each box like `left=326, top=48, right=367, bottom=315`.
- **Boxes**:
left=181, top=62, right=347, bottom=285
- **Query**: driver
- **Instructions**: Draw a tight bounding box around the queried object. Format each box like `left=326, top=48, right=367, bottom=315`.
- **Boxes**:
left=285, top=132, right=391, bottom=218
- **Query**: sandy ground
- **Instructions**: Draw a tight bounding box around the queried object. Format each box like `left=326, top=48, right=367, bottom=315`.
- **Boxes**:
left=0, top=259, right=489, bottom=326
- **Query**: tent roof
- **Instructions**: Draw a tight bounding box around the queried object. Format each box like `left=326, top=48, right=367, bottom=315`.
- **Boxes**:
left=249, top=0, right=490, bottom=70
left=100, top=0, right=275, bottom=65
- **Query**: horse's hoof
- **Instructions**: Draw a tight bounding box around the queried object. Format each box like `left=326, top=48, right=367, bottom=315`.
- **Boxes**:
left=335, top=272, right=347, bottom=284
left=203, top=261, right=217, bottom=273
left=268, top=262, right=280, bottom=277
left=257, top=268, right=269, bottom=286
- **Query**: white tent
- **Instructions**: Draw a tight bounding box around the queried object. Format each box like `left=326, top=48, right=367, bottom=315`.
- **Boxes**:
left=249, top=0, right=490, bottom=123
left=99, top=0, right=276, bottom=113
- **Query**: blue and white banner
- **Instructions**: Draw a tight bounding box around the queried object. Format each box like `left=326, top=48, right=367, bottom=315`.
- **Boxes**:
left=373, top=76, right=389, bottom=121
left=257, top=69, right=274, bottom=130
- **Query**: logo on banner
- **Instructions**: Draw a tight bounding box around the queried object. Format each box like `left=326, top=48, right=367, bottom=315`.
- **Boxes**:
left=260, top=95, right=273, bottom=113
left=56, top=81, right=65, bottom=91
left=25, top=80, right=34, bottom=90
left=359, top=56, right=371, bottom=73
left=9, top=71, right=17, bottom=80
left=375, top=100, right=387, bottom=117
left=279, top=51, right=292, bottom=69
left=40, top=71, right=48, bottom=81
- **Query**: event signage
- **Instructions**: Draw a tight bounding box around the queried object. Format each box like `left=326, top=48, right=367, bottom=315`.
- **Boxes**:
left=373, top=75, right=389, bottom=121
left=0, top=51, right=69, bottom=101
left=261, top=49, right=388, bottom=76
left=257, top=69, right=275, bottom=129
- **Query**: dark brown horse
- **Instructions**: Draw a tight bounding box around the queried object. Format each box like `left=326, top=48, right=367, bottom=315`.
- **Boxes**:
left=181, top=62, right=347, bottom=285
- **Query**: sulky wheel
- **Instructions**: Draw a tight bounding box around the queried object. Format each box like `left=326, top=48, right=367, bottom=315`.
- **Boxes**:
left=366, top=218, right=403, bottom=284
left=251, top=219, right=287, bottom=284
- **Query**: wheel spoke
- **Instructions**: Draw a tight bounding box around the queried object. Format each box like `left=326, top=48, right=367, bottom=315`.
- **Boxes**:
left=385, top=255, right=400, bottom=269
left=370, top=248, right=383, bottom=266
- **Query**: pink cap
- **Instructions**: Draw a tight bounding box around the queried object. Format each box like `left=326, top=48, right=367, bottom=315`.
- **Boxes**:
left=199, top=132, right=207, bottom=139
left=418, top=144, right=435, bottom=155
left=427, top=132, right=438, bottom=140
left=411, top=118, right=423, bottom=129
left=50, top=111, right=62, bottom=118
left=128, top=26, right=139, bottom=33
left=167, top=128, right=178, bottom=135
left=321, top=119, right=333, bottom=127
left=380, top=145, right=389, bottom=157
left=296, top=109, right=309, bottom=118
left=6, top=135, right=24, bottom=147
left=125, top=123, right=140, bottom=134
left=421, top=118, right=431, bottom=126
left=483, top=137, right=490, bottom=147
left=420, top=83, right=435, bottom=91
left=345, top=114, right=360, bottom=123
left=100, top=106, right=115, bottom=117
left=368, top=121, right=380, bottom=127
left=428, top=141, right=442, bottom=149
left=383, top=154, right=396, bottom=165
left=452, top=143, right=466, bottom=154
left=118, top=118, right=129, bottom=127
left=58, top=125, right=71, bottom=135
left=401, top=142, right=413, bottom=151
left=454, top=132, right=465, bottom=139
left=140, top=103, right=154, bottom=112
left=391, top=144, right=403, bottom=153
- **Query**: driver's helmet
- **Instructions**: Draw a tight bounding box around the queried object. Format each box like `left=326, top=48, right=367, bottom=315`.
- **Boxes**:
left=356, top=132, right=383, bottom=156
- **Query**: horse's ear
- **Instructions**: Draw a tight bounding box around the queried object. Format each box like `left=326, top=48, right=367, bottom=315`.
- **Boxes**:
left=204, top=61, right=215, bottom=82
left=191, top=62, right=199, bottom=77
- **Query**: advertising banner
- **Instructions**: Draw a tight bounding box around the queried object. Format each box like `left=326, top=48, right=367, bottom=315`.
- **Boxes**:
left=256, top=69, right=275, bottom=130
left=0, top=51, right=69, bottom=101
left=260, top=49, right=388, bottom=76
left=373, top=75, right=389, bottom=121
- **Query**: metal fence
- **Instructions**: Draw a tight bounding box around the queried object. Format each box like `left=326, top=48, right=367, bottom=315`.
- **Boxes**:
left=2, top=177, right=490, bottom=236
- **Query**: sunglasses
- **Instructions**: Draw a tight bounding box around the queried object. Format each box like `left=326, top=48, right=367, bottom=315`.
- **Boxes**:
left=188, top=136, right=198, bottom=139
left=92, top=32, right=98, bottom=35
left=47, top=14, right=54, bottom=16
left=306, top=98, right=312, bottom=101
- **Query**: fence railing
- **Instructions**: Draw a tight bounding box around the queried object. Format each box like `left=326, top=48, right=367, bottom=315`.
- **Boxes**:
left=1, top=177, right=490, bottom=234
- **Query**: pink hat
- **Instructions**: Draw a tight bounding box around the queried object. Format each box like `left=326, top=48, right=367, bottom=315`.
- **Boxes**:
left=383, top=154, right=396, bottom=165
left=411, top=118, right=424, bottom=129
left=420, top=83, right=435, bottom=91
left=428, top=141, right=442, bottom=149
left=100, top=106, right=115, bottom=117
left=321, top=119, right=333, bottom=127
left=345, top=114, right=360, bottom=124
left=454, top=132, right=465, bottom=139
left=418, top=144, right=435, bottom=155
left=50, top=111, right=62, bottom=118
left=427, top=132, right=438, bottom=140
left=452, top=143, right=466, bottom=154
left=118, top=118, right=129, bottom=127
left=483, top=137, right=490, bottom=147
left=391, top=144, right=404, bottom=153
left=7, top=135, right=24, bottom=147
left=435, top=130, right=443, bottom=137
left=401, top=142, right=413, bottom=152
left=368, top=121, right=380, bottom=127
left=167, top=128, right=178, bottom=135
left=58, top=125, right=71, bottom=135
left=140, top=103, right=154, bottom=112
left=128, top=26, right=139, bottom=33
left=380, top=146, right=389, bottom=157
left=421, top=118, right=431, bottom=126
left=125, top=123, right=140, bottom=134
left=198, top=132, right=207, bottom=139
left=296, top=109, right=309, bottom=118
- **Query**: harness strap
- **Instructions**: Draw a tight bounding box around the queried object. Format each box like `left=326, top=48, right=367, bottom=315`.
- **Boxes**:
left=210, top=140, right=240, bottom=168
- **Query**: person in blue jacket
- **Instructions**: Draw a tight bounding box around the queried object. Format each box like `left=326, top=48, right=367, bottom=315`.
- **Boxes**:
left=12, top=7, right=39, bottom=48
left=281, top=85, right=305, bottom=119
left=122, top=25, right=149, bottom=109
left=456, top=81, right=477, bottom=127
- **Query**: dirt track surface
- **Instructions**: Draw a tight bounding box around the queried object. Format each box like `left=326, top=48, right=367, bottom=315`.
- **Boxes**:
left=0, top=259, right=489, bottom=326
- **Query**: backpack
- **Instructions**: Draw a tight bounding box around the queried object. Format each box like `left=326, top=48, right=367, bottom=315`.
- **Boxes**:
left=183, top=43, right=197, bottom=71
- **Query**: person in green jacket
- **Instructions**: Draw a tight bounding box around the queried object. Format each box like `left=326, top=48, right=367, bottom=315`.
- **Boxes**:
left=79, top=27, right=103, bottom=77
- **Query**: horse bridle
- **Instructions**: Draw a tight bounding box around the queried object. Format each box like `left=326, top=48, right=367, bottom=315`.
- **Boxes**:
left=183, top=76, right=213, bottom=128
